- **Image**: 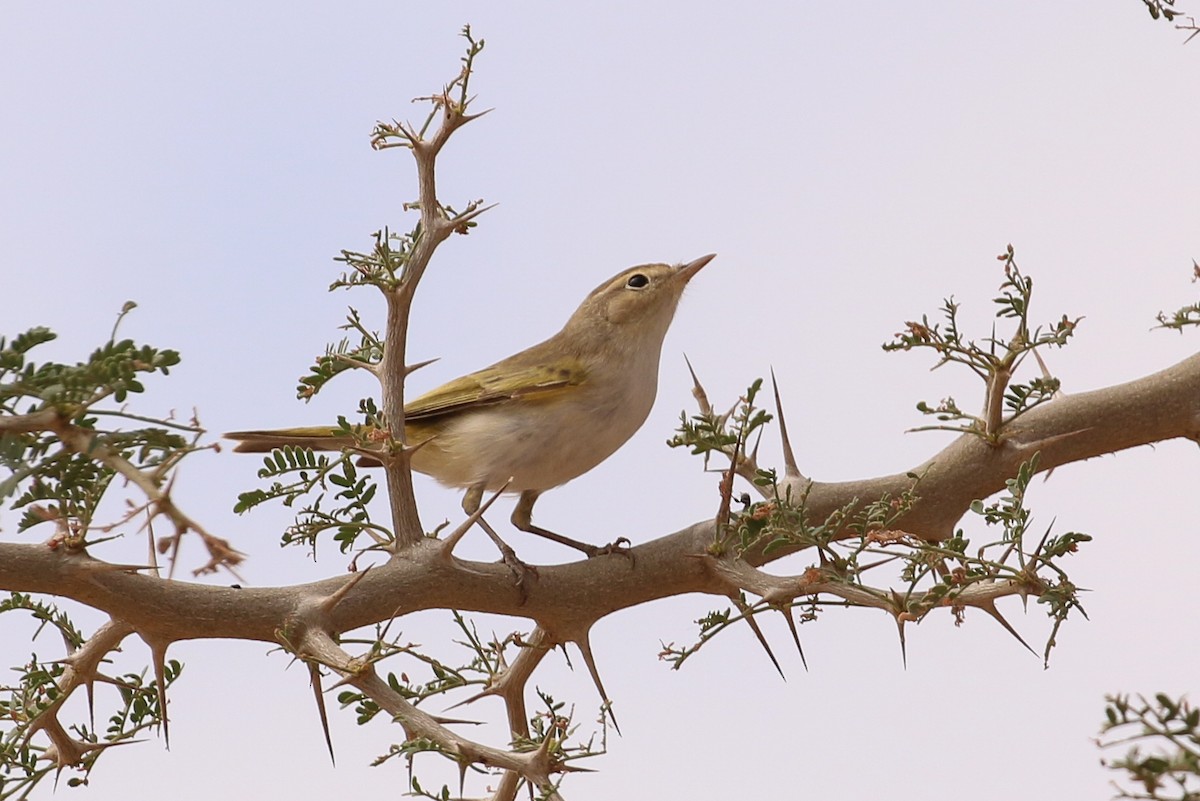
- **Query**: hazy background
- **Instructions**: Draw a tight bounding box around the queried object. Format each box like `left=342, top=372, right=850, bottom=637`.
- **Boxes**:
left=2, top=2, right=1198, bottom=799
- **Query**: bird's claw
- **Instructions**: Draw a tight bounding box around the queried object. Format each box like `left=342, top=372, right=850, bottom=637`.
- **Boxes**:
left=583, top=537, right=634, bottom=564
left=497, top=546, right=537, bottom=600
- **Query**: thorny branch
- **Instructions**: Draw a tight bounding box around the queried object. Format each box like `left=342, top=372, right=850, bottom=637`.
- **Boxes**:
left=3, top=26, right=1200, bottom=801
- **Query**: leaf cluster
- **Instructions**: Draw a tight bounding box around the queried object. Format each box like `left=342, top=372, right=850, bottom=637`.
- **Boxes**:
left=371, top=25, right=485, bottom=152
left=243, top=446, right=389, bottom=555
left=1155, top=262, right=1200, bottom=333
left=1142, top=0, right=1184, bottom=21
left=297, top=310, right=384, bottom=400
left=883, top=246, right=1081, bottom=440
left=1, top=326, right=179, bottom=412
left=668, top=377, right=773, bottom=464
left=1, top=323, right=196, bottom=537
left=1100, top=693, right=1200, bottom=801
left=0, top=316, right=215, bottom=796
left=234, top=402, right=396, bottom=555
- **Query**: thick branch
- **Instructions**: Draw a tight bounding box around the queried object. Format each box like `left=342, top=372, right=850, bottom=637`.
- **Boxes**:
left=0, top=408, right=58, bottom=434
left=47, top=417, right=242, bottom=574
left=28, top=619, right=136, bottom=766
left=380, top=99, right=482, bottom=549
left=2, top=351, right=1197, bottom=643
left=787, top=350, right=1200, bottom=546
left=300, top=630, right=558, bottom=788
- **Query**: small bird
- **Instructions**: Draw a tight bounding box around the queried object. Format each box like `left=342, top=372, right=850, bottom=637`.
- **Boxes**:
left=227, top=254, right=713, bottom=557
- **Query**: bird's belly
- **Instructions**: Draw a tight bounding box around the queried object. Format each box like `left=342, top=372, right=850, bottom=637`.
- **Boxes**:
left=408, top=394, right=649, bottom=492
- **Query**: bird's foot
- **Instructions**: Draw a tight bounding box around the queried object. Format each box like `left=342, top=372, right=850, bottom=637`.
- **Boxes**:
left=579, top=536, right=634, bottom=563
left=496, top=542, right=538, bottom=598
left=476, top=517, right=537, bottom=602
left=526, top=525, right=634, bottom=564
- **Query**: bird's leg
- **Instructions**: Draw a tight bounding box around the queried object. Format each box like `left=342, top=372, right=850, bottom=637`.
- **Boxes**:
left=512, top=490, right=632, bottom=560
left=476, top=517, right=538, bottom=597
left=461, top=485, right=536, bottom=593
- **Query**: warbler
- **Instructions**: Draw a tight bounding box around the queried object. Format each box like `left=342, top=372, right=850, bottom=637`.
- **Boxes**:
left=227, top=254, right=713, bottom=556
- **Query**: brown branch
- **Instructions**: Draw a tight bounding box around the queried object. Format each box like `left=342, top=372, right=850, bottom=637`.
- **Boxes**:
left=2, top=348, right=1197, bottom=791
left=298, top=629, right=562, bottom=796
left=46, top=415, right=243, bottom=577
left=3, top=351, right=1198, bottom=639
left=775, top=349, right=1200, bottom=548
left=0, top=408, right=59, bottom=434
left=379, top=92, right=488, bottom=550
left=25, top=619, right=136, bottom=767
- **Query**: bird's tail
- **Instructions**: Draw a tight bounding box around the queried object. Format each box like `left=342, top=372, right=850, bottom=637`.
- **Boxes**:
left=224, top=427, right=354, bottom=453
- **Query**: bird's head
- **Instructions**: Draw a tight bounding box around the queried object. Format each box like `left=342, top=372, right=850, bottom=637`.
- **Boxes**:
left=564, top=254, right=714, bottom=353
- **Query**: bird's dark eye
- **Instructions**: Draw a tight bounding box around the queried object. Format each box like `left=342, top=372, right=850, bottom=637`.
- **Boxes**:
left=626, top=273, right=649, bottom=289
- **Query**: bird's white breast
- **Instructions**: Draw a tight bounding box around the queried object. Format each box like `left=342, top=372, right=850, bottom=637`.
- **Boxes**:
left=416, top=355, right=661, bottom=493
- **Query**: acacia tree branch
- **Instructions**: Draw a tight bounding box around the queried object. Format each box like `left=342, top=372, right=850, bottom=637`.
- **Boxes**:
left=789, top=349, right=1200, bottom=549
left=373, top=30, right=489, bottom=549
left=25, top=619, right=136, bottom=768
left=2, top=336, right=1195, bottom=797
left=377, top=111, right=468, bottom=548
left=0, top=408, right=59, bottom=435
left=3, top=349, right=1197, bottom=639
left=3, top=28, right=1196, bottom=789
left=46, top=415, right=243, bottom=577
left=298, top=628, right=563, bottom=795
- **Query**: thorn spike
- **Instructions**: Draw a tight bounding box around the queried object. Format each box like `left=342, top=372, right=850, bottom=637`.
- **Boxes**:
left=148, top=641, right=171, bottom=749
left=749, top=427, right=764, bottom=465
left=85, top=680, right=96, bottom=732
left=771, top=369, right=801, bottom=480
left=734, top=597, right=784, bottom=680
left=890, top=592, right=909, bottom=670
left=308, top=662, right=336, bottom=765
left=574, top=633, right=619, bottom=734
left=683, top=354, right=713, bottom=416
left=978, top=600, right=1037, bottom=657
left=444, top=690, right=491, bottom=711
left=780, top=605, right=808, bottom=672
left=404, top=356, right=440, bottom=377
left=321, top=564, right=372, bottom=616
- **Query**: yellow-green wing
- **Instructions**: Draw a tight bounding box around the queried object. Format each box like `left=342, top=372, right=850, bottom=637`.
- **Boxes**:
left=404, top=358, right=587, bottom=421
left=227, top=358, right=587, bottom=452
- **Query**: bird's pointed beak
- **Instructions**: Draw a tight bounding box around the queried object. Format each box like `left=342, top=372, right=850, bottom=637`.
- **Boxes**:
left=678, top=253, right=716, bottom=282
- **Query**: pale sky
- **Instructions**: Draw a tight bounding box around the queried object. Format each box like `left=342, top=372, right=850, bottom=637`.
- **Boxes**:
left=2, top=3, right=1199, bottom=800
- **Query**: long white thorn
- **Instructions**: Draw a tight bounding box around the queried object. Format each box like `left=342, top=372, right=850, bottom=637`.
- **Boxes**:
left=771, top=368, right=802, bottom=480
